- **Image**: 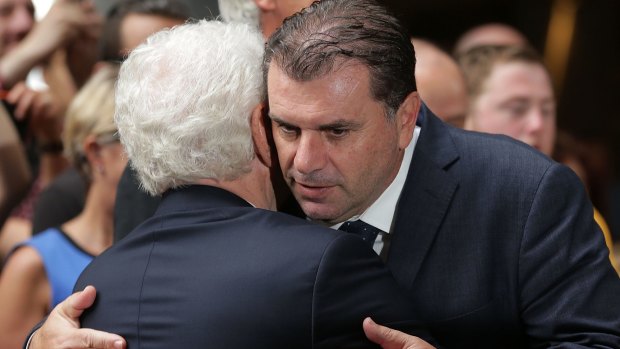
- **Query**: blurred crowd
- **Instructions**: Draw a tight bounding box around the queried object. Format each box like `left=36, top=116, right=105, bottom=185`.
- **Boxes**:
left=0, top=0, right=617, bottom=348
left=0, top=0, right=189, bottom=346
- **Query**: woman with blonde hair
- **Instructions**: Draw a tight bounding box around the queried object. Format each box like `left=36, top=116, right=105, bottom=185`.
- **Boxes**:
left=0, top=64, right=126, bottom=349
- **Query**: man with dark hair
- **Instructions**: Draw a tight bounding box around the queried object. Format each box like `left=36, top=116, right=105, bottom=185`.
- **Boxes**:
left=263, top=0, right=620, bottom=347
left=28, top=17, right=434, bottom=349
left=27, top=0, right=620, bottom=348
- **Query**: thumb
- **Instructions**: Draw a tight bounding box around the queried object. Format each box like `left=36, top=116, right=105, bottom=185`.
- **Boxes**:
left=363, top=318, right=436, bottom=349
left=61, top=285, right=98, bottom=320
left=364, top=317, right=400, bottom=348
left=364, top=317, right=427, bottom=349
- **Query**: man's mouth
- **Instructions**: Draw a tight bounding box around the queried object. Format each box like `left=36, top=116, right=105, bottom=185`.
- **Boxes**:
left=293, top=181, right=334, bottom=200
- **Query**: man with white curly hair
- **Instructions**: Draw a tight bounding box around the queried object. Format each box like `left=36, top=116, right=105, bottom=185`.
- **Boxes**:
left=110, top=0, right=315, bottom=242
left=27, top=19, right=434, bottom=349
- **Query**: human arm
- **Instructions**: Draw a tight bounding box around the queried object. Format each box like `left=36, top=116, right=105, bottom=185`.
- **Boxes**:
left=5, top=73, right=70, bottom=188
left=0, top=246, right=50, bottom=349
left=519, top=163, right=620, bottom=347
left=0, top=0, right=101, bottom=88
left=27, top=286, right=125, bottom=349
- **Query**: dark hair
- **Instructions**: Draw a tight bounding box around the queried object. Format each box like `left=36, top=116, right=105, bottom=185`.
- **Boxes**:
left=457, top=45, right=546, bottom=99
left=264, top=0, right=416, bottom=118
left=100, top=0, right=191, bottom=62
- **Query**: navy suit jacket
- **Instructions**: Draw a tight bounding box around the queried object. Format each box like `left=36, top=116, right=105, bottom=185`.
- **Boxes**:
left=76, top=185, right=429, bottom=349
left=386, top=106, right=620, bottom=348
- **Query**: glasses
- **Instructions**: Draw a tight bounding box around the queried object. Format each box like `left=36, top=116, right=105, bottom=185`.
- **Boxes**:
left=96, top=132, right=120, bottom=146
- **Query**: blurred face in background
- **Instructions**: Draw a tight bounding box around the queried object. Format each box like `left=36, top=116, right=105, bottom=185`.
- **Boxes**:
left=87, top=132, right=127, bottom=214
left=119, top=13, right=185, bottom=56
left=0, top=0, right=34, bottom=56
left=96, top=133, right=127, bottom=192
left=256, top=0, right=315, bottom=38
left=273, top=0, right=313, bottom=19
left=466, top=61, right=556, bottom=155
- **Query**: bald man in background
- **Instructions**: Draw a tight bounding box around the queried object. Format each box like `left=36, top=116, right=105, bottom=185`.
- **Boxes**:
left=412, top=38, right=468, bottom=128
left=453, top=22, right=528, bottom=56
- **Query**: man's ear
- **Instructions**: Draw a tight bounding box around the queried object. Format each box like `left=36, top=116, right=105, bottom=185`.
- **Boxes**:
left=251, top=103, right=272, bottom=167
left=396, top=91, right=421, bottom=150
left=253, top=0, right=276, bottom=11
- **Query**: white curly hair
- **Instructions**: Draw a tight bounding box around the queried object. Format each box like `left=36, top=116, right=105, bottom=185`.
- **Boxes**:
left=217, top=0, right=259, bottom=28
left=115, top=20, right=265, bottom=195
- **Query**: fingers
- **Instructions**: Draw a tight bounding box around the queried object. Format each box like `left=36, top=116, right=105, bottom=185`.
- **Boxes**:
left=6, top=82, right=34, bottom=120
left=32, top=327, right=126, bottom=349
left=75, top=328, right=126, bottom=349
left=14, top=89, right=39, bottom=121
left=6, top=85, right=60, bottom=137
left=363, top=317, right=436, bottom=349
left=48, top=285, right=97, bottom=331
left=31, top=286, right=127, bottom=349
left=363, top=317, right=400, bottom=348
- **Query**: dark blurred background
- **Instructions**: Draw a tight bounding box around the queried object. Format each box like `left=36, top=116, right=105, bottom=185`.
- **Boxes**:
left=94, top=0, right=620, bottom=237
left=386, top=0, right=620, bottom=237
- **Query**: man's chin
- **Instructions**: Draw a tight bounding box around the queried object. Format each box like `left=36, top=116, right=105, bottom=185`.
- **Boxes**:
left=300, top=202, right=342, bottom=226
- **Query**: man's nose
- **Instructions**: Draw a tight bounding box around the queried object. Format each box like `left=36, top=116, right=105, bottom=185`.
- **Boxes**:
left=524, top=109, right=545, bottom=134
left=293, top=132, right=328, bottom=175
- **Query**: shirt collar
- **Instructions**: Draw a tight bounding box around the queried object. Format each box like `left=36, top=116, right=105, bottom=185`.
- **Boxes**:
left=332, top=125, right=420, bottom=232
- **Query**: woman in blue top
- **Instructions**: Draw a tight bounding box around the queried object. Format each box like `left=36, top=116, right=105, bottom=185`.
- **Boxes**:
left=0, top=64, right=126, bottom=349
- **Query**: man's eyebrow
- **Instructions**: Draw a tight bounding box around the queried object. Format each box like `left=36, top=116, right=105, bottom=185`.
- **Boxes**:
left=269, top=115, right=295, bottom=127
left=270, top=115, right=361, bottom=131
left=318, top=120, right=360, bottom=131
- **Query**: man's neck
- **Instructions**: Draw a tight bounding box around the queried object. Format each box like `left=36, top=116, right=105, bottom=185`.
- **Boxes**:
left=195, top=159, right=276, bottom=210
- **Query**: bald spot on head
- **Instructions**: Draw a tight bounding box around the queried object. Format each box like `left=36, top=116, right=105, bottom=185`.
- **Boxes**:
left=454, top=23, right=528, bottom=56
left=413, top=38, right=468, bottom=127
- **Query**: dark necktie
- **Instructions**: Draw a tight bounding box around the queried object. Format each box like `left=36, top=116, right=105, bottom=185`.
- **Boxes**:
left=338, top=220, right=382, bottom=248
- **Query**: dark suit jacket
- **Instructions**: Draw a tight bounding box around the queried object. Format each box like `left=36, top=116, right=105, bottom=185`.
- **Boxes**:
left=386, top=105, right=620, bottom=348
left=76, top=185, right=429, bottom=349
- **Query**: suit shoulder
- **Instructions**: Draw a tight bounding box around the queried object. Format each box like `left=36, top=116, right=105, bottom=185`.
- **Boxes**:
left=447, top=127, right=555, bottom=173
left=75, top=228, right=153, bottom=291
left=254, top=209, right=342, bottom=240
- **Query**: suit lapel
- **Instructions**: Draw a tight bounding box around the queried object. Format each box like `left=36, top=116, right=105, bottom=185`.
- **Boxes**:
left=387, top=106, right=459, bottom=289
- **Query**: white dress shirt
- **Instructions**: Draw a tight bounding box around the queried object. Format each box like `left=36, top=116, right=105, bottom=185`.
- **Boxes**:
left=333, top=126, right=420, bottom=255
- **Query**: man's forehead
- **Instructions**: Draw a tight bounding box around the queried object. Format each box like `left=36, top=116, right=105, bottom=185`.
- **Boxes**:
left=265, top=61, right=391, bottom=128
left=267, top=61, right=372, bottom=94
